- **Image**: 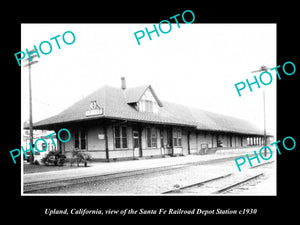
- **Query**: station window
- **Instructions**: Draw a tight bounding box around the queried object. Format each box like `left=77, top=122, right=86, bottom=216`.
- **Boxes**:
left=146, top=127, right=157, bottom=148
left=160, top=129, right=164, bottom=148
left=139, top=99, right=158, bottom=113
left=173, top=128, right=182, bottom=147
left=74, top=128, right=87, bottom=150
left=145, top=100, right=153, bottom=112
left=114, top=126, right=128, bottom=149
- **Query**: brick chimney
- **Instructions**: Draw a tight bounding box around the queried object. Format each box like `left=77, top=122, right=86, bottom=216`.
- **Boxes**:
left=121, top=77, right=126, bottom=90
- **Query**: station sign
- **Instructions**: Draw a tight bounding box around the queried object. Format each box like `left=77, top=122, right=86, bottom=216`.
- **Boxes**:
left=85, top=100, right=104, bottom=117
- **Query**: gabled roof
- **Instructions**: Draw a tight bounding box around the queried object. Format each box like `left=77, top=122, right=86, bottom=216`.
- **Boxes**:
left=33, top=85, right=194, bottom=129
left=32, top=85, right=265, bottom=136
left=124, top=85, right=163, bottom=107
left=160, top=102, right=264, bottom=135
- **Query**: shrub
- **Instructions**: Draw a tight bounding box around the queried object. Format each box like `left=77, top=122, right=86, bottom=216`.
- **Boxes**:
left=41, top=151, right=66, bottom=166
left=32, top=159, right=40, bottom=165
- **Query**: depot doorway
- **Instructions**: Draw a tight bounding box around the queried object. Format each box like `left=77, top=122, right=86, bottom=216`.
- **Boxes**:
left=133, top=130, right=142, bottom=158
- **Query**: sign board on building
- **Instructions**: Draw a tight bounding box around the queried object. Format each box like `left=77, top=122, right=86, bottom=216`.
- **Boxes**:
left=85, top=100, right=104, bottom=117
left=98, top=134, right=105, bottom=140
left=85, top=109, right=104, bottom=117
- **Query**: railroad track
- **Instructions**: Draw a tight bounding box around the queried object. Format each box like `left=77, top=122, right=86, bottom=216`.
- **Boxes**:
left=162, top=172, right=264, bottom=194
left=23, top=163, right=189, bottom=193
left=24, top=157, right=274, bottom=194
left=212, top=173, right=264, bottom=194
left=162, top=161, right=274, bottom=195
left=23, top=155, right=258, bottom=193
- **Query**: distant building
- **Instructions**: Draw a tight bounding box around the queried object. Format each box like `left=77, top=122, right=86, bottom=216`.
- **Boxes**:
left=23, top=120, right=57, bottom=157
left=28, top=77, right=272, bottom=161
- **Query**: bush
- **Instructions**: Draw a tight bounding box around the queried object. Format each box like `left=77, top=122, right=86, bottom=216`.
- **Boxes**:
left=32, top=159, right=40, bottom=165
left=41, top=151, right=66, bottom=166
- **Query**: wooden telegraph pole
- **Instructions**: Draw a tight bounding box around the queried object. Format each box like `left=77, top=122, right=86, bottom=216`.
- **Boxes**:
left=251, top=65, right=270, bottom=157
left=23, top=50, right=39, bottom=163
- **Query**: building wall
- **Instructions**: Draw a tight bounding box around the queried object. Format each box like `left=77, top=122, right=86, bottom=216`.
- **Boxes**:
left=197, top=132, right=213, bottom=150
left=189, top=132, right=197, bottom=154
left=211, top=134, right=217, bottom=148
left=60, top=122, right=265, bottom=161
left=217, top=134, right=228, bottom=147
left=143, top=148, right=162, bottom=157
left=63, top=132, right=74, bottom=158
left=109, top=149, right=133, bottom=159
left=235, top=135, right=241, bottom=147
left=181, top=129, right=189, bottom=155
left=88, top=126, right=105, bottom=150
left=141, top=127, right=147, bottom=152
left=107, top=126, right=114, bottom=150
left=242, top=137, right=247, bottom=146
left=62, top=125, right=107, bottom=159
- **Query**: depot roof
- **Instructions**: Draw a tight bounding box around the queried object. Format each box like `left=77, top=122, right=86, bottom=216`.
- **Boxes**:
left=32, top=85, right=266, bottom=136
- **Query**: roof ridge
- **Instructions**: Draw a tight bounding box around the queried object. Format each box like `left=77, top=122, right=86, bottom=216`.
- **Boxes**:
left=161, top=100, right=264, bottom=134
left=32, top=84, right=267, bottom=136
left=162, top=100, right=245, bottom=122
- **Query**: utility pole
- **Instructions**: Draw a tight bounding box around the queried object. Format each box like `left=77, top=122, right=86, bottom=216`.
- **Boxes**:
left=251, top=65, right=270, bottom=157
left=23, top=51, right=39, bottom=163
left=263, top=91, right=267, bottom=152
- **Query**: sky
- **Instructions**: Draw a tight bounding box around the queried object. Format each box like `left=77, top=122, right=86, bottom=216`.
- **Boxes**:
left=21, top=23, right=276, bottom=136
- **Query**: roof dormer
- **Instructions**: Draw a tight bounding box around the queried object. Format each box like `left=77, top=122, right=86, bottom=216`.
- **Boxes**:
left=122, top=78, right=162, bottom=113
left=138, top=87, right=159, bottom=113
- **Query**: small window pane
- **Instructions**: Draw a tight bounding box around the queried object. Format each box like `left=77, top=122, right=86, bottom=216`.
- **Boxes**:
left=122, top=137, right=127, bottom=148
left=115, top=138, right=121, bottom=148
left=174, top=138, right=177, bottom=147
left=121, top=127, right=127, bottom=138
left=152, top=138, right=157, bottom=148
left=177, top=129, right=182, bottom=138
left=115, top=127, right=120, bottom=137
left=147, top=128, right=151, bottom=147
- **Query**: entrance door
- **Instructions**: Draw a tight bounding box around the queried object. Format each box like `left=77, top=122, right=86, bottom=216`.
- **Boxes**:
left=166, top=129, right=173, bottom=155
left=133, top=130, right=142, bottom=157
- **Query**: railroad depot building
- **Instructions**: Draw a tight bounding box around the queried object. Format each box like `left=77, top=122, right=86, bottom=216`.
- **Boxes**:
left=31, top=77, right=272, bottom=161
